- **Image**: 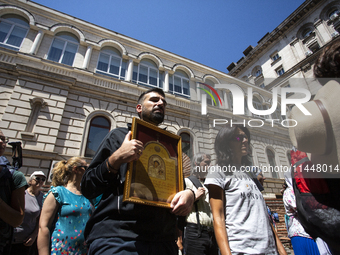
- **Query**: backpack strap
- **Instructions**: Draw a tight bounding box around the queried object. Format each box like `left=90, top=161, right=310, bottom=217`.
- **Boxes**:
left=187, top=175, right=203, bottom=189
left=187, top=175, right=203, bottom=237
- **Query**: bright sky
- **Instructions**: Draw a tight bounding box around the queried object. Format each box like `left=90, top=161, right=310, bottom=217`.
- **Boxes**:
left=32, top=0, right=305, bottom=74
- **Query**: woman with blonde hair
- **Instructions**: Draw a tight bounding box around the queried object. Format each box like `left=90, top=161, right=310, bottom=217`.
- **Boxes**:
left=37, top=157, right=92, bottom=255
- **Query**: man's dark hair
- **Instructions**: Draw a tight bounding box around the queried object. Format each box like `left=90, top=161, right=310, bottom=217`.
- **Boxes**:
left=314, top=36, right=340, bottom=85
left=137, top=88, right=165, bottom=105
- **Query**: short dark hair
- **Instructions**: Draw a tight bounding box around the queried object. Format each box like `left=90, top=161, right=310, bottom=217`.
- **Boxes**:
left=137, top=88, right=165, bottom=105
left=314, top=37, right=340, bottom=85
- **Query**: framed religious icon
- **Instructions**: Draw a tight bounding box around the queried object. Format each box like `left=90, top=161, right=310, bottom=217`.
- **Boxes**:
left=123, top=117, right=184, bottom=208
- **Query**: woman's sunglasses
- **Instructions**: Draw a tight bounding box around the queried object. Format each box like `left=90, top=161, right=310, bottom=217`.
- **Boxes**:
left=233, top=134, right=248, bottom=142
left=35, top=177, right=46, bottom=182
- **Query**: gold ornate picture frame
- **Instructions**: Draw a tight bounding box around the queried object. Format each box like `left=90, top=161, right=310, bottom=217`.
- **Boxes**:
left=123, top=117, right=184, bottom=208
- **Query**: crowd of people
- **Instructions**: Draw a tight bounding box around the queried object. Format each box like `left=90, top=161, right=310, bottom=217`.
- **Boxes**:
left=1, top=37, right=340, bottom=255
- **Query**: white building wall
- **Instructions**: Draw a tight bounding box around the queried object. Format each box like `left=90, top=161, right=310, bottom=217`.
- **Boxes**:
left=0, top=0, right=291, bottom=195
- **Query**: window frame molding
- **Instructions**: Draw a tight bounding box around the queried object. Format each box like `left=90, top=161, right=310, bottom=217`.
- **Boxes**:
left=20, top=97, right=47, bottom=140
left=46, top=32, right=80, bottom=66
left=96, top=46, right=126, bottom=80
left=169, top=69, right=191, bottom=97
left=0, top=14, right=29, bottom=50
left=132, top=58, right=162, bottom=88
left=177, top=128, right=198, bottom=160
left=275, top=65, right=285, bottom=77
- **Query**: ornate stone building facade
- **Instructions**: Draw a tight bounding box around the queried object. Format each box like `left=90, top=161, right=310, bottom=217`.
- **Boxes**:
left=228, top=0, right=339, bottom=96
left=0, top=0, right=292, bottom=197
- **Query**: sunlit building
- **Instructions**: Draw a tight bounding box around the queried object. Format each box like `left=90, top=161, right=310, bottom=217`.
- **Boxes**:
left=0, top=0, right=293, bottom=201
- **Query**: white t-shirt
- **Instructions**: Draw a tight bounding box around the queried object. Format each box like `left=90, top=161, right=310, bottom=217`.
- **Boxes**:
left=204, top=166, right=277, bottom=255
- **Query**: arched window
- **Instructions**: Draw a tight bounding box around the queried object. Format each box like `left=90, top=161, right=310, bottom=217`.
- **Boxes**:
left=266, top=149, right=278, bottom=178
left=85, top=116, right=110, bottom=157
left=96, top=46, right=126, bottom=80
left=169, top=70, right=190, bottom=96
left=252, top=66, right=262, bottom=78
left=180, top=132, right=193, bottom=159
left=328, top=8, right=340, bottom=19
left=0, top=14, right=29, bottom=50
left=133, top=59, right=161, bottom=87
left=302, top=28, right=313, bottom=39
left=47, top=32, right=79, bottom=66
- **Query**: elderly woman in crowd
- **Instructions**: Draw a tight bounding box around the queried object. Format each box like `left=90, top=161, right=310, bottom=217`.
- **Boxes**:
left=11, top=171, right=46, bottom=255
left=205, top=125, right=286, bottom=255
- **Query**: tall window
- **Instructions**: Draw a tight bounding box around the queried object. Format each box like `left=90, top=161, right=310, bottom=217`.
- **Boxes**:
left=276, top=66, right=285, bottom=76
left=96, top=47, right=126, bottom=80
left=47, top=32, right=79, bottom=66
left=169, top=70, right=190, bottom=97
left=266, top=149, right=278, bottom=178
left=271, top=53, right=280, bottom=62
left=252, top=66, right=262, bottom=78
left=255, top=69, right=262, bottom=77
left=85, top=116, right=110, bottom=157
left=133, top=59, right=161, bottom=87
left=0, top=14, right=29, bottom=50
left=180, top=133, right=193, bottom=159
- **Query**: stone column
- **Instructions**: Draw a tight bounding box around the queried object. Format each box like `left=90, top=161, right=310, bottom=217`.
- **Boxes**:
left=29, top=30, right=44, bottom=55
left=125, top=59, right=134, bottom=82
left=82, top=46, right=92, bottom=70
left=223, top=90, right=229, bottom=110
left=163, top=70, right=169, bottom=92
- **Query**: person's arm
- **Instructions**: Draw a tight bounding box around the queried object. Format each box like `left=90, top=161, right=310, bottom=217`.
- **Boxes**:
left=283, top=188, right=298, bottom=221
left=0, top=186, right=25, bottom=227
left=209, top=184, right=232, bottom=255
left=37, top=192, right=59, bottom=255
left=81, top=130, right=143, bottom=199
left=271, top=222, right=287, bottom=255
left=24, top=215, right=40, bottom=246
left=195, top=187, right=205, bottom=201
left=170, top=189, right=195, bottom=216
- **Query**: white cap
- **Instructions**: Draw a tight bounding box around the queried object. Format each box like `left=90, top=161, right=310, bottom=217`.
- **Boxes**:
left=30, top=171, right=46, bottom=178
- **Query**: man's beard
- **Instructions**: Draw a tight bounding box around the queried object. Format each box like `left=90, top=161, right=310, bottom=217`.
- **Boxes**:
left=142, top=110, right=164, bottom=125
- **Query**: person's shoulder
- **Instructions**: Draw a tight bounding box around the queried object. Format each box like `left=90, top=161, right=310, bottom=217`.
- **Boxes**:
left=12, top=170, right=25, bottom=178
left=12, top=170, right=28, bottom=189
left=108, top=126, right=129, bottom=137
